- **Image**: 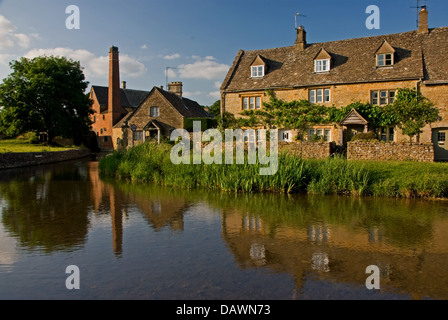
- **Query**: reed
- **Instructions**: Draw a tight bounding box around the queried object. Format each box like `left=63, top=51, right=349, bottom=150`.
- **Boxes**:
left=99, top=142, right=448, bottom=199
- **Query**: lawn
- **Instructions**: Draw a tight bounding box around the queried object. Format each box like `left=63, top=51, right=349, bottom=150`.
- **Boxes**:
left=0, top=139, right=80, bottom=153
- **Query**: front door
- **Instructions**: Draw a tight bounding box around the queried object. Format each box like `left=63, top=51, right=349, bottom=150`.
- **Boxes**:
left=433, top=128, right=448, bottom=161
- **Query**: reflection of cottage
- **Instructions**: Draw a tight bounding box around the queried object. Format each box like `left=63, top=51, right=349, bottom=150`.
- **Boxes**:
left=221, top=7, right=448, bottom=160
left=89, top=46, right=211, bottom=151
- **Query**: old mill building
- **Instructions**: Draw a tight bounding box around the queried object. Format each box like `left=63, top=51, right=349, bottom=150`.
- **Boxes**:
left=220, top=6, right=448, bottom=161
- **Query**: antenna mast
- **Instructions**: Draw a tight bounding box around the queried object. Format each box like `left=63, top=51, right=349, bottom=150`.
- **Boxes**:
left=294, top=11, right=307, bottom=30
left=411, top=0, right=428, bottom=27
left=165, top=67, right=178, bottom=89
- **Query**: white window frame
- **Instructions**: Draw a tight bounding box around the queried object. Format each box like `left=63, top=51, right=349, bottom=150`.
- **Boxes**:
left=279, top=130, right=292, bottom=142
left=242, top=96, right=262, bottom=110
left=150, top=106, right=159, bottom=117
left=309, top=88, right=331, bottom=103
left=371, top=90, right=396, bottom=106
left=309, top=128, right=332, bottom=142
left=376, top=53, right=394, bottom=67
left=133, top=131, right=143, bottom=141
left=314, top=59, right=330, bottom=73
left=251, top=65, right=265, bottom=78
left=378, top=126, right=395, bottom=142
left=243, top=130, right=256, bottom=143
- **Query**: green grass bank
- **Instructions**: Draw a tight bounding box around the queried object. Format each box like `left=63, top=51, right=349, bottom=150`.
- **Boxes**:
left=98, top=142, right=448, bottom=199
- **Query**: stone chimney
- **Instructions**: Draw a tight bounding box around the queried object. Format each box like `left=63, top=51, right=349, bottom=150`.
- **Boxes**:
left=295, top=26, right=307, bottom=51
left=418, top=5, right=429, bottom=34
left=121, top=81, right=126, bottom=89
left=168, top=81, right=183, bottom=98
left=109, top=46, right=122, bottom=125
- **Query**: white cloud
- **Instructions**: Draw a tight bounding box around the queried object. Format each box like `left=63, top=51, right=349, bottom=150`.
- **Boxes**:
left=163, top=53, right=181, bottom=60
left=208, top=91, right=221, bottom=100
left=24, top=47, right=146, bottom=79
left=140, top=44, right=148, bottom=49
left=177, top=56, right=230, bottom=80
left=183, top=91, right=203, bottom=98
left=0, top=15, right=38, bottom=50
left=214, top=81, right=222, bottom=88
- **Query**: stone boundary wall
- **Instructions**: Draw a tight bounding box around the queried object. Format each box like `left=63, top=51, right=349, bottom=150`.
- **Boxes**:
left=278, top=141, right=335, bottom=159
left=0, top=149, right=91, bottom=169
left=347, top=141, right=434, bottom=162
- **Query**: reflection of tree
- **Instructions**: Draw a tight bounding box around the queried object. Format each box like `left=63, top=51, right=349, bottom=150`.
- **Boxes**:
left=0, top=162, right=91, bottom=252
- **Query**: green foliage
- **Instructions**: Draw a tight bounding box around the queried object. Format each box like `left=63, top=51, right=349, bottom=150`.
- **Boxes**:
left=207, top=100, right=220, bottom=117
left=99, top=142, right=448, bottom=199
left=17, top=131, right=40, bottom=144
left=0, top=55, right=93, bottom=144
left=350, top=131, right=379, bottom=142
left=387, top=88, right=440, bottom=141
left=183, top=118, right=217, bottom=131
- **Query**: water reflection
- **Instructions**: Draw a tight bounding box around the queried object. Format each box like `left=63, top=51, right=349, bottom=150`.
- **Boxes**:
left=0, top=159, right=448, bottom=299
left=0, top=162, right=91, bottom=252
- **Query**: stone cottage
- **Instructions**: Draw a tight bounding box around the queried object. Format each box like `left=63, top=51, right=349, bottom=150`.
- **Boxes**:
left=90, top=46, right=211, bottom=151
left=220, top=7, right=448, bottom=161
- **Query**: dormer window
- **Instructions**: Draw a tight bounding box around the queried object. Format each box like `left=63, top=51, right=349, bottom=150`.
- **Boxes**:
left=314, top=48, right=332, bottom=73
left=314, top=59, right=330, bottom=73
left=377, top=53, right=394, bottom=67
left=375, top=40, right=395, bottom=67
left=251, top=65, right=264, bottom=78
left=250, top=55, right=268, bottom=78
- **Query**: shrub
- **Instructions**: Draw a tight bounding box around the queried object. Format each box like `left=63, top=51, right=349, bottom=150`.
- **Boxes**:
left=17, top=131, right=40, bottom=144
left=350, top=131, right=378, bottom=142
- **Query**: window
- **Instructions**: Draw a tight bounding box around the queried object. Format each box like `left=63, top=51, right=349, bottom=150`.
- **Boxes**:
left=438, top=132, right=446, bottom=145
left=93, top=116, right=96, bottom=123
left=242, top=96, right=262, bottom=110
left=104, top=136, right=108, bottom=142
left=251, top=65, right=264, bottom=78
left=377, top=53, right=394, bottom=67
left=243, top=130, right=256, bottom=143
left=314, top=59, right=330, bottom=72
left=309, top=88, right=331, bottom=103
left=150, top=106, right=159, bottom=117
left=371, top=90, right=396, bottom=105
left=309, top=128, right=332, bottom=142
left=378, top=126, right=395, bottom=142
left=133, top=131, right=143, bottom=141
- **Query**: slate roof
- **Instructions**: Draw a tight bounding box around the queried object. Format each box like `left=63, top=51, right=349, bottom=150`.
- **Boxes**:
left=221, top=27, right=448, bottom=92
left=91, top=85, right=150, bottom=111
left=153, top=87, right=212, bottom=118
left=112, top=86, right=212, bottom=129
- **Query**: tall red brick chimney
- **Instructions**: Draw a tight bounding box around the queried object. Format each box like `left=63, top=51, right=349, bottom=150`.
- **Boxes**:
left=109, top=46, right=123, bottom=125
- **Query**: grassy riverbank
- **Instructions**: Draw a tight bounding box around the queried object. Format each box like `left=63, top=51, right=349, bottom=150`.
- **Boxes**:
left=99, top=142, right=448, bottom=199
left=0, top=139, right=79, bottom=153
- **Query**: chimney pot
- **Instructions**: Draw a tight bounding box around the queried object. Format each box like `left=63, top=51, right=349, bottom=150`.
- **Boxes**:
left=121, top=81, right=127, bottom=89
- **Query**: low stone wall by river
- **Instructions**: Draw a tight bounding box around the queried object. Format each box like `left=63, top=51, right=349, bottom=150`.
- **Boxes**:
left=0, top=148, right=91, bottom=169
left=278, top=141, right=336, bottom=159
left=347, top=141, right=434, bottom=162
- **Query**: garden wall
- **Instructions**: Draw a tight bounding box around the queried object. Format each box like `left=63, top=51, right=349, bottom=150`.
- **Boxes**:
left=347, top=141, right=434, bottom=162
left=279, top=141, right=335, bottom=159
left=0, top=149, right=91, bottom=169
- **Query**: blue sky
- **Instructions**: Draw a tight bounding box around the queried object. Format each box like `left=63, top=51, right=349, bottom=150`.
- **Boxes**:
left=0, top=0, right=447, bottom=106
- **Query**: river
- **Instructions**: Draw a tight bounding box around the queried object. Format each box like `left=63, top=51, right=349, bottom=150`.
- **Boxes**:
left=0, top=158, right=448, bottom=300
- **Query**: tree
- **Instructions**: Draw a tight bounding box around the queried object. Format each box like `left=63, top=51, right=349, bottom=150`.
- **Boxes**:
left=0, top=55, right=93, bottom=144
left=388, top=88, right=440, bottom=142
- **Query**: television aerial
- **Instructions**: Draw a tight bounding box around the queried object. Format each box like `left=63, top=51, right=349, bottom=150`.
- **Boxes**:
left=295, top=11, right=307, bottom=30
